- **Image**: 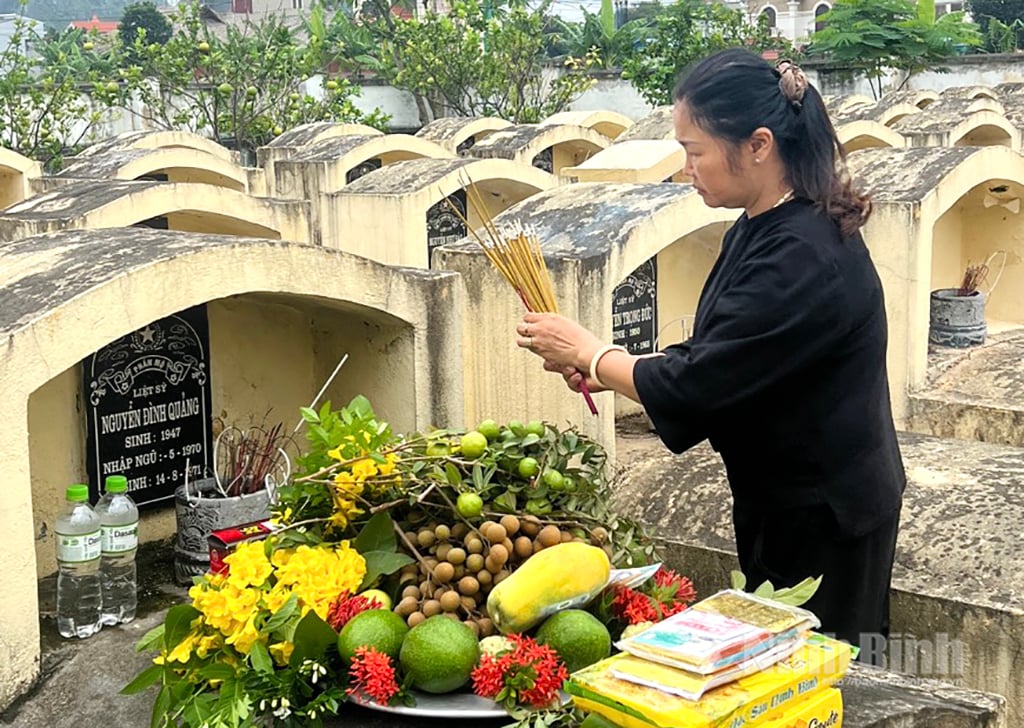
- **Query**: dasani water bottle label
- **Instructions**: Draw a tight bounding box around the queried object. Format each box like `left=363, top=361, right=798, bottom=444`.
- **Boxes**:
left=102, top=522, right=139, bottom=554
left=57, top=530, right=101, bottom=562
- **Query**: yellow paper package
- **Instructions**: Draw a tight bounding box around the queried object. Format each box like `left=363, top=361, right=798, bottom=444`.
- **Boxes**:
left=573, top=685, right=843, bottom=728
left=566, top=634, right=852, bottom=728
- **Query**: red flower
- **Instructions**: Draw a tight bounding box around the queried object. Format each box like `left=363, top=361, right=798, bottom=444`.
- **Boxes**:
left=612, top=585, right=659, bottom=625
left=472, top=634, right=568, bottom=709
left=653, top=567, right=697, bottom=605
left=327, top=593, right=379, bottom=631
left=347, top=647, right=400, bottom=705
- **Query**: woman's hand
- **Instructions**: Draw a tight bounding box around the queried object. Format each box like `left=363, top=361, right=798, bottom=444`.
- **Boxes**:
left=542, top=361, right=608, bottom=394
left=515, top=312, right=603, bottom=372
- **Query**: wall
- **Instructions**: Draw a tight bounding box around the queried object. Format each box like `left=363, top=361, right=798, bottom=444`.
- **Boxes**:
left=931, top=199, right=963, bottom=296
left=806, top=54, right=1024, bottom=100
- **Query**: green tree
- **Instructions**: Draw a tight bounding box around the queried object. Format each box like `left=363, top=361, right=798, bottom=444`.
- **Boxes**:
left=966, top=0, right=1024, bottom=50
left=554, top=0, right=650, bottom=68
left=0, top=14, right=112, bottom=168
left=809, top=0, right=981, bottom=99
left=105, top=2, right=388, bottom=156
left=119, top=1, right=173, bottom=51
left=380, top=0, right=598, bottom=123
left=621, top=0, right=791, bottom=107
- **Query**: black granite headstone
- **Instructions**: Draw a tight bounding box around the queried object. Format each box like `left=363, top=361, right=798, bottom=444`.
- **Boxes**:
left=83, top=305, right=213, bottom=506
left=426, top=189, right=468, bottom=264
left=612, top=257, right=658, bottom=355
left=532, top=147, right=554, bottom=173
left=346, top=157, right=383, bottom=184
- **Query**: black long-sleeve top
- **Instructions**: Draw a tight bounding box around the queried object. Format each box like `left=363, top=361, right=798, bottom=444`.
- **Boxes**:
left=633, top=198, right=905, bottom=537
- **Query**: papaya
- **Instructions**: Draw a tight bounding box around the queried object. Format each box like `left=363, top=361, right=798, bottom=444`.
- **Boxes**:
left=486, top=541, right=611, bottom=634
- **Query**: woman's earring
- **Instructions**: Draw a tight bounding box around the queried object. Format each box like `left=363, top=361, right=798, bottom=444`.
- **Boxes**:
left=754, top=158, right=761, bottom=164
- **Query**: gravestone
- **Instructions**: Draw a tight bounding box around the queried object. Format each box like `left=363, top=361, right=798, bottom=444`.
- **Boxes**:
left=612, top=257, right=658, bottom=355
left=346, top=157, right=383, bottom=184
left=82, top=305, right=214, bottom=506
left=532, top=147, right=554, bottom=173
left=426, top=190, right=468, bottom=265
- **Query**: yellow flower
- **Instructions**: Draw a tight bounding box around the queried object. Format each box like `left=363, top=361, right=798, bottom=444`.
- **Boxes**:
left=351, top=457, right=377, bottom=480
left=377, top=453, right=399, bottom=476
left=195, top=633, right=223, bottom=659
left=224, top=541, right=273, bottom=589
left=167, top=632, right=199, bottom=663
left=225, top=611, right=263, bottom=655
left=333, top=470, right=362, bottom=494
left=269, top=641, right=295, bottom=667
left=191, top=581, right=260, bottom=638
left=262, top=583, right=292, bottom=614
left=274, top=543, right=366, bottom=619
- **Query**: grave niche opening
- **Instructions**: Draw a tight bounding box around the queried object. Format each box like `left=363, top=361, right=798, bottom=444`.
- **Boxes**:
left=427, top=189, right=468, bottom=265
left=931, top=180, right=1024, bottom=329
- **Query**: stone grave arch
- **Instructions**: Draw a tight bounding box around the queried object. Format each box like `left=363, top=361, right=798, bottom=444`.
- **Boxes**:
left=541, top=110, right=634, bottom=140
left=327, top=156, right=554, bottom=268
left=615, top=106, right=674, bottom=142
left=836, top=119, right=908, bottom=153
left=468, top=123, right=611, bottom=175
left=0, top=180, right=310, bottom=243
left=850, top=144, right=1024, bottom=423
left=434, top=182, right=735, bottom=452
left=73, top=129, right=238, bottom=164
left=893, top=98, right=1018, bottom=149
left=56, top=147, right=251, bottom=193
left=559, top=140, right=688, bottom=184
left=941, top=85, right=1000, bottom=102
left=0, top=147, right=42, bottom=210
left=824, top=93, right=876, bottom=116
left=272, top=134, right=453, bottom=236
left=0, top=226, right=464, bottom=707
left=415, top=116, right=513, bottom=155
left=256, top=121, right=385, bottom=194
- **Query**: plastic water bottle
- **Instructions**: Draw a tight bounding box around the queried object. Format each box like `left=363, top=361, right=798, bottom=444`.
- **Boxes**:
left=55, top=484, right=102, bottom=639
left=96, top=475, right=139, bottom=626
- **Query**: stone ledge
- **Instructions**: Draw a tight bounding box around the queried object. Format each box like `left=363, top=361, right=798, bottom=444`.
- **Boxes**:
left=611, top=425, right=1024, bottom=723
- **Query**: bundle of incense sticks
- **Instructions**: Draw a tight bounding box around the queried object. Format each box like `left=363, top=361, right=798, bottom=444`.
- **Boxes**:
left=445, top=180, right=598, bottom=416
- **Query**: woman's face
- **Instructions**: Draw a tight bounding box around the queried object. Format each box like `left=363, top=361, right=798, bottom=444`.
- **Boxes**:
left=673, top=101, right=752, bottom=209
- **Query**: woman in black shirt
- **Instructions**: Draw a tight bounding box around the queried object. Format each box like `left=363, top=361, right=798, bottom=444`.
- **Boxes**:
left=516, top=49, right=905, bottom=660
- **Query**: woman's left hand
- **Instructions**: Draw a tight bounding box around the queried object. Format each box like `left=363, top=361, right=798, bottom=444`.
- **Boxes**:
left=515, top=312, right=603, bottom=372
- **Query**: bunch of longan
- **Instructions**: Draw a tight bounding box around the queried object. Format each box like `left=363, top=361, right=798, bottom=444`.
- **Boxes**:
left=393, top=514, right=611, bottom=636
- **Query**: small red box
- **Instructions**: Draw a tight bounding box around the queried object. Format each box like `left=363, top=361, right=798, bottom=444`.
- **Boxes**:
left=208, top=519, right=281, bottom=575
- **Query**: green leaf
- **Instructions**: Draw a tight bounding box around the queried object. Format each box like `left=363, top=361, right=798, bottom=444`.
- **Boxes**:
left=730, top=569, right=747, bottom=591
left=300, top=406, right=320, bottom=424
left=360, top=550, right=415, bottom=590
left=163, top=604, right=200, bottom=652
left=521, top=433, right=541, bottom=448
left=121, top=664, right=163, bottom=695
left=135, top=623, right=165, bottom=653
left=199, top=663, right=238, bottom=682
left=753, top=579, right=775, bottom=598
left=290, top=610, right=339, bottom=667
left=264, top=593, right=299, bottom=634
left=494, top=490, right=518, bottom=512
left=249, top=641, right=274, bottom=674
left=771, top=575, right=823, bottom=606
left=445, top=462, right=462, bottom=487
left=150, top=685, right=171, bottom=728
left=354, top=511, right=398, bottom=554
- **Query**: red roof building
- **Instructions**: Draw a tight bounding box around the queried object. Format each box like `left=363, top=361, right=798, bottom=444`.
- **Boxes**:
left=68, top=15, right=120, bottom=35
